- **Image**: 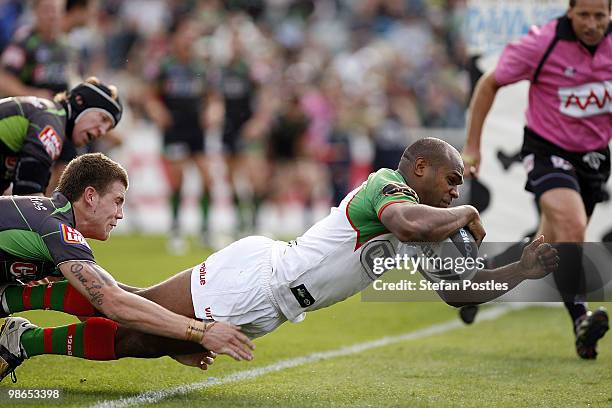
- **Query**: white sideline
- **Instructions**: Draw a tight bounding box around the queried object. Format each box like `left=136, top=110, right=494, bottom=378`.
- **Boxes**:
left=92, top=303, right=533, bottom=408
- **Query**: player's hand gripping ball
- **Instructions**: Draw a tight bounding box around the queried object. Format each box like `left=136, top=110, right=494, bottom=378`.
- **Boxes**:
left=416, top=228, right=481, bottom=282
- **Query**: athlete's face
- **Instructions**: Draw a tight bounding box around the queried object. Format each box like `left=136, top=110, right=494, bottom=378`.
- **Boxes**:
left=89, top=181, right=125, bottom=240
left=568, top=0, right=610, bottom=46
left=420, top=155, right=464, bottom=208
left=72, top=111, right=114, bottom=147
left=174, top=20, right=200, bottom=57
left=36, top=0, right=65, bottom=40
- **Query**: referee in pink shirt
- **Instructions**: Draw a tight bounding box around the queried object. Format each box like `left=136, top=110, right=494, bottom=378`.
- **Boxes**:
left=462, top=0, right=611, bottom=359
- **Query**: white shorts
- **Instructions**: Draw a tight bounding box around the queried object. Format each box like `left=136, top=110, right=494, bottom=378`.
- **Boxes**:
left=190, top=236, right=286, bottom=339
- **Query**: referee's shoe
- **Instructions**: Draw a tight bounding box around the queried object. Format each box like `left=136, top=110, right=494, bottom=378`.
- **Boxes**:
left=575, top=308, right=609, bottom=360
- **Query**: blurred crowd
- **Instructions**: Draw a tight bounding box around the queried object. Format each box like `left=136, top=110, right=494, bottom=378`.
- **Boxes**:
left=0, top=0, right=471, bottom=247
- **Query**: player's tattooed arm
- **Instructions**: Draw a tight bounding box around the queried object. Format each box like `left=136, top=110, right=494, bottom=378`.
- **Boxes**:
left=116, top=282, right=144, bottom=293
left=60, top=261, right=118, bottom=307
left=58, top=261, right=255, bottom=361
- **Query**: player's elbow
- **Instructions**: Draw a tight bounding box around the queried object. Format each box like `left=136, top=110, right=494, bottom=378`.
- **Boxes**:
left=438, top=291, right=483, bottom=308
left=445, top=300, right=469, bottom=308
left=481, top=71, right=501, bottom=93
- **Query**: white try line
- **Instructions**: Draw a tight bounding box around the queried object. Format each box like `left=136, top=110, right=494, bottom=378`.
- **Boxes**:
left=93, top=303, right=536, bottom=408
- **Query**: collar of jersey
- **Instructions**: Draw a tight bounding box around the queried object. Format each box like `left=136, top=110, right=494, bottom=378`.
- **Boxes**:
left=51, top=192, right=76, bottom=226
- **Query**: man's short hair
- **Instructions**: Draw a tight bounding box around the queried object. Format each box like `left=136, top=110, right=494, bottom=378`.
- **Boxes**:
left=569, top=0, right=611, bottom=9
left=400, top=137, right=454, bottom=168
left=56, top=153, right=128, bottom=202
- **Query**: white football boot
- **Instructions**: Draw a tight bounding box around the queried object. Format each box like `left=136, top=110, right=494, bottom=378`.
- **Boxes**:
left=0, top=317, right=37, bottom=382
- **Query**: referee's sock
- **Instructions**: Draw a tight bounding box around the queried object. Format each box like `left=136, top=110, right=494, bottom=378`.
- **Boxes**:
left=553, top=244, right=588, bottom=325
left=566, top=301, right=588, bottom=328
left=170, top=190, right=181, bottom=233
left=200, top=190, right=211, bottom=233
left=2, top=280, right=97, bottom=317
left=20, top=317, right=117, bottom=360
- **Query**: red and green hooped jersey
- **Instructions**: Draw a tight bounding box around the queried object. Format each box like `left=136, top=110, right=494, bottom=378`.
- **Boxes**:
left=269, top=168, right=420, bottom=322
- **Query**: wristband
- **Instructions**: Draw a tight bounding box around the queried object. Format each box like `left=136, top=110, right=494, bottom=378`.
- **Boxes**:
left=186, top=319, right=206, bottom=343
left=462, top=154, right=477, bottom=166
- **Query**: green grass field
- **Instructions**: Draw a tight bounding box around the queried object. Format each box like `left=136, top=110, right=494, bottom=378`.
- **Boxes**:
left=1, top=235, right=611, bottom=407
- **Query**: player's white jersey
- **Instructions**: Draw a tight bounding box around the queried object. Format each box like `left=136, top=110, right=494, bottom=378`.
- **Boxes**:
left=269, top=168, right=420, bottom=322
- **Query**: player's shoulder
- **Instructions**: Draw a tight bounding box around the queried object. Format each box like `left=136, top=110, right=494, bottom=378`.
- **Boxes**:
left=27, top=98, right=66, bottom=122
left=56, top=34, right=72, bottom=49
left=232, top=60, right=250, bottom=75
left=18, top=28, right=41, bottom=50
left=367, top=168, right=403, bottom=184
left=38, top=194, right=79, bottom=236
left=499, top=17, right=560, bottom=68
left=7, top=25, right=34, bottom=45
left=6, top=194, right=56, bottom=230
left=368, top=168, right=417, bottom=192
left=147, top=57, right=172, bottom=78
left=192, top=57, right=207, bottom=71
left=522, top=16, right=560, bottom=45
left=0, top=28, right=34, bottom=69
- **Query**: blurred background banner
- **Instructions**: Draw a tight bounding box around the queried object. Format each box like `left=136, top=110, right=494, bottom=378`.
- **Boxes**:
left=0, top=0, right=609, bottom=245
left=465, top=0, right=566, bottom=59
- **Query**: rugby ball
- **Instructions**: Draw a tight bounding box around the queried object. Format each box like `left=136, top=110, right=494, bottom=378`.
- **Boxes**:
left=415, top=228, right=480, bottom=283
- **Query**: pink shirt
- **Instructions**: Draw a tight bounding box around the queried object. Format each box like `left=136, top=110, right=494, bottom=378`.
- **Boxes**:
left=495, top=16, right=611, bottom=152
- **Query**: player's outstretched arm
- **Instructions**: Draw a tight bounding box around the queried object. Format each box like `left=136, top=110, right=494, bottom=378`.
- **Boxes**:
left=381, top=203, right=485, bottom=244
left=0, top=69, right=53, bottom=98
left=463, top=70, right=502, bottom=177
left=59, top=261, right=255, bottom=361
left=116, top=282, right=143, bottom=293
left=436, top=236, right=559, bottom=307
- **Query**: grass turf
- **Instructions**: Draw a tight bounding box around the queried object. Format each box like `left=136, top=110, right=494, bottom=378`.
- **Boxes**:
left=1, top=235, right=610, bottom=407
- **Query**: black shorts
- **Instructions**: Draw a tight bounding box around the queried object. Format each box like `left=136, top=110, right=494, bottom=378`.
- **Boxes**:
left=222, top=118, right=249, bottom=156
left=521, top=127, right=611, bottom=217
left=163, top=126, right=205, bottom=160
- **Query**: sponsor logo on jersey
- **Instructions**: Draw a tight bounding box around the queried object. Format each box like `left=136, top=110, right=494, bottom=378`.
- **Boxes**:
left=290, top=284, right=316, bottom=308
left=381, top=183, right=418, bottom=200
left=4, top=156, right=17, bottom=170
left=558, top=81, right=611, bottom=118
left=164, top=77, right=204, bottom=97
left=9, top=262, right=38, bottom=281
left=0, top=45, right=25, bottom=69
left=199, top=263, right=207, bottom=286
left=582, top=152, right=606, bottom=171
left=67, top=334, right=73, bottom=356
left=29, top=197, right=47, bottom=211
left=35, top=47, right=52, bottom=62
left=37, top=125, right=62, bottom=160
left=204, top=306, right=213, bottom=319
left=60, top=224, right=90, bottom=248
left=550, top=155, right=574, bottom=171
left=33, top=62, right=67, bottom=85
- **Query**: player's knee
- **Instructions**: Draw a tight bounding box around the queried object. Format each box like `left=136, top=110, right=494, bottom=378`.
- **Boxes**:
left=540, top=200, right=587, bottom=242
left=549, top=216, right=586, bottom=242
